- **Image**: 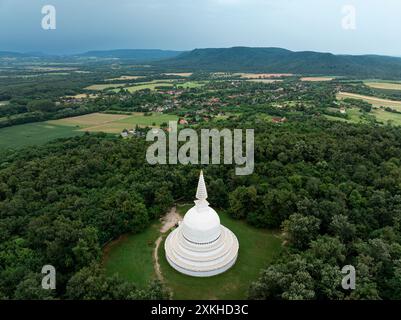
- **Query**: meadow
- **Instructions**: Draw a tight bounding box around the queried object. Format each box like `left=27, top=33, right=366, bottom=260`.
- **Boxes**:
left=86, top=80, right=206, bottom=93
left=300, top=77, right=334, bottom=82
left=247, top=79, right=282, bottom=84
left=164, top=73, right=193, bottom=77
left=237, top=73, right=292, bottom=79
left=337, top=92, right=401, bottom=110
left=326, top=106, right=401, bottom=127
left=0, top=122, right=82, bottom=150
left=105, top=75, right=144, bottom=81
left=50, top=112, right=179, bottom=133
left=119, top=81, right=205, bottom=93
left=364, top=81, right=401, bottom=91
left=84, top=83, right=128, bottom=90
left=373, top=108, right=401, bottom=126
left=102, top=204, right=283, bottom=300
left=0, top=112, right=178, bottom=150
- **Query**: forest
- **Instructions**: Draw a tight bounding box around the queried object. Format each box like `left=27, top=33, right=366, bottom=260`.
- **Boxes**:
left=1, top=115, right=401, bottom=299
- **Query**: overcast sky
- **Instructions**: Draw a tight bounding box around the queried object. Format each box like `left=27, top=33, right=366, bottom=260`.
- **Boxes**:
left=0, top=0, right=399, bottom=56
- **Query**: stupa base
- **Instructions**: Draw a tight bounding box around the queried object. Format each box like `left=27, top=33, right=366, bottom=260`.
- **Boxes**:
left=164, top=225, right=239, bottom=277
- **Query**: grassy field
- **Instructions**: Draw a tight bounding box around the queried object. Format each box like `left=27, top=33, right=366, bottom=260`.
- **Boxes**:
left=102, top=204, right=282, bottom=299
left=0, top=122, right=82, bottom=150
left=248, top=79, right=282, bottom=84
left=86, top=79, right=206, bottom=93
left=85, top=83, right=128, bottom=90
left=65, top=93, right=98, bottom=99
left=325, top=107, right=401, bottom=126
left=106, top=75, right=144, bottom=81
left=237, top=73, right=292, bottom=79
left=103, top=223, right=161, bottom=288
left=337, top=92, right=401, bottom=110
left=373, top=108, right=401, bottom=126
left=120, top=81, right=205, bottom=93
left=0, top=112, right=178, bottom=150
left=49, top=112, right=178, bottom=133
left=364, top=81, right=401, bottom=91
left=164, top=73, right=193, bottom=77
left=337, top=92, right=401, bottom=125
left=159, top=205, right=282, bottom=300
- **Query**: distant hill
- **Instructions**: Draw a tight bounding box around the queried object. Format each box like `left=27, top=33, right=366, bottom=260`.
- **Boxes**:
left=157, top=47, right=401, bottom=78
left=0, top=51, right=31, bottom=58
left=78, top=49, right=183, bottom=61
left=0, top=51, right=54, bottom=58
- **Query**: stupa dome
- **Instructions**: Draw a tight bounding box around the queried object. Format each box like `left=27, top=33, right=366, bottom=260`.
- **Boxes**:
left=181, top=170, right=221, bottom=244
left=182, top=200, right=221, bottom=244
left=165, top=170, right=239, bottom=277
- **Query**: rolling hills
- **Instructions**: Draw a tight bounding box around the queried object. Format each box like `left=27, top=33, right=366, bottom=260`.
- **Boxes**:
left=78, top=49, right=183, bottom=61
left=157, top=47, right=401, bottom=78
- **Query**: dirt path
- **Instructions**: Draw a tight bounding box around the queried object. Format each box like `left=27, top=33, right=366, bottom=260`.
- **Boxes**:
left=153, top=206, right=182, bottom=281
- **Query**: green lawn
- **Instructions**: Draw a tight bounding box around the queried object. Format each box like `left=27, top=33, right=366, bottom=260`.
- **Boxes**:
left=0, top=122, right=82, bottom=150
left=103, top=223, right=161, bottom=288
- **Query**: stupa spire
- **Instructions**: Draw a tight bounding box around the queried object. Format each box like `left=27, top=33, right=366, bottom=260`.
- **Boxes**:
left=195, top=170, right=209, bottom=207
left=196, top=170, right=208, bottom=200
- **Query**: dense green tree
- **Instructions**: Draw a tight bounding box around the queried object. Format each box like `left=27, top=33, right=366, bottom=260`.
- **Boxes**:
left=282, top=214, right=320, bottom=250
left=228, top=186, right=257, bottom=220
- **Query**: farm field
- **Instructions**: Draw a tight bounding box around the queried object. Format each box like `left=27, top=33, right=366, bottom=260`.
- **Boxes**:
left=49, top=112, right=179, bottom=132
left=364, top=81, right=401, bottom=91
left=87, top=80, right=183, bottom=92
left=0, top=122, right=82, bottom=150
left=300, top=77, right=334, bottom=82
left=65, top=93, right=98, bottom=99
left=248, top=79, right=282, bottom=83
left=164, top=73, right=193, bottom=77
left=85, top=83, right=128, bottom=90
left=337, top=92, right=401, bottom=110
left=105, top=75, right=144, bottom=81
left=325, top=106, right=401, bottom=126
left=0, top=112, right=179, bottom=150
left=120, top=80, right=205, bottom=93
left=102, top=204, right=282, bottom=299
left=373, top=108, right=401, bottom=126
left=238, top=73, right=292, bottom=79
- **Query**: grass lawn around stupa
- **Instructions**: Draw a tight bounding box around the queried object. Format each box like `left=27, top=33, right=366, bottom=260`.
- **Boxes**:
left=103, top=204, right=282, bottom=300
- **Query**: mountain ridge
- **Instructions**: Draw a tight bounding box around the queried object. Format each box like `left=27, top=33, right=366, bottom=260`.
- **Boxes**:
left=156, top=47, right=401, bottom=78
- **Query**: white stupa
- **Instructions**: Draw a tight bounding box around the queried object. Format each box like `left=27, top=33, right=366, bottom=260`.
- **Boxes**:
left=165, top=171, right=239, bottom=277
